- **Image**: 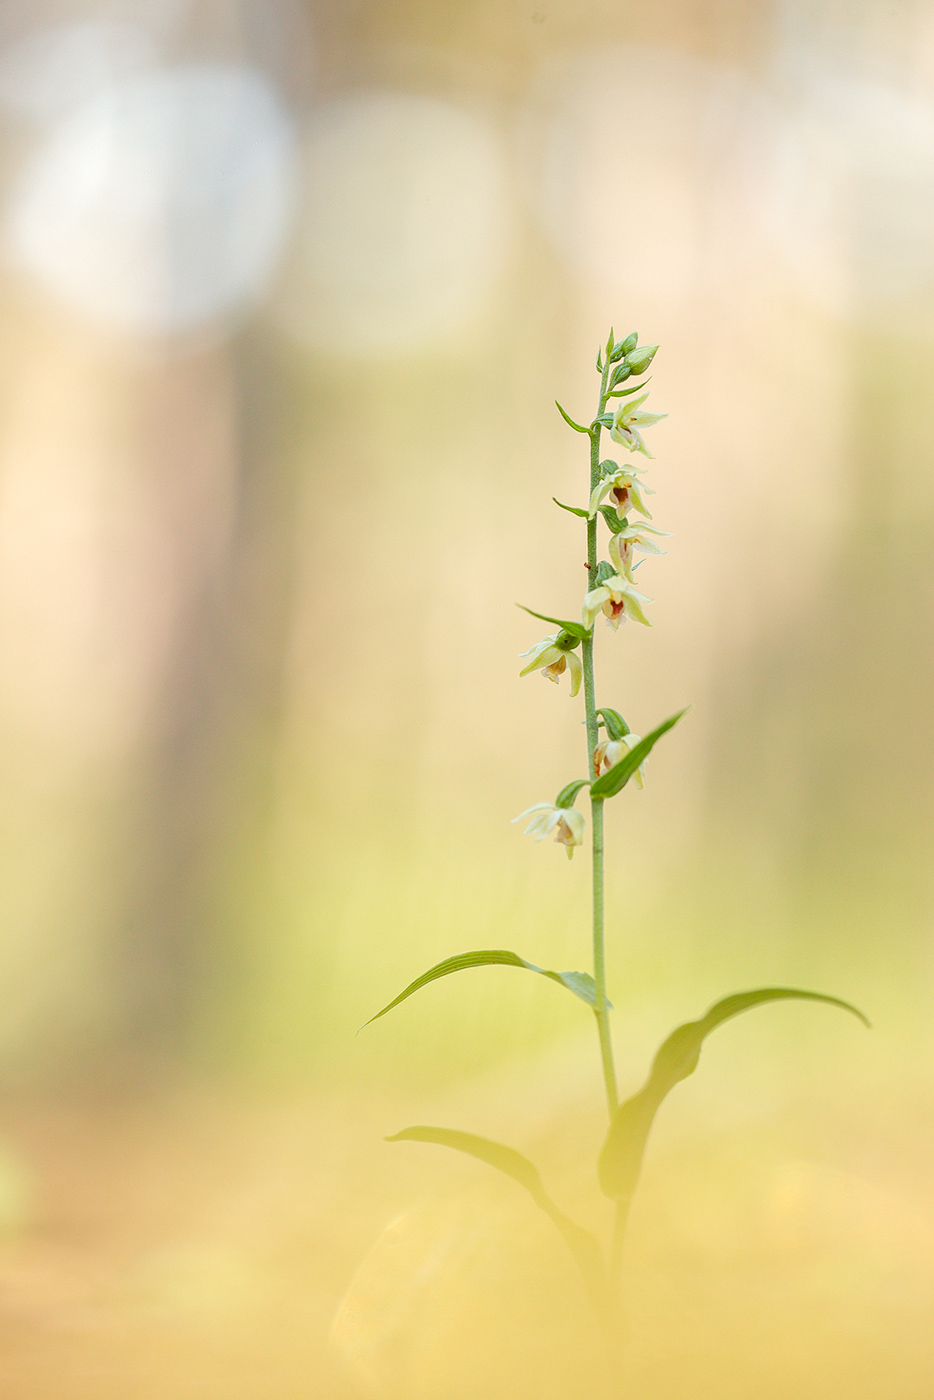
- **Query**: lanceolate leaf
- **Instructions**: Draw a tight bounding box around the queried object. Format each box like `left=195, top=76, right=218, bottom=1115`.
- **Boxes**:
left=387, top=1126, right=605, bottom=1311
left=604, top=377, right=651, bottom=400
left=362, top=950, right=606, bottom=1029
left=598, top=988, right=869, bottom=1203
left=590, top=709, right=687, bottom=798
left=554, top=778, right=591, bottom=809
left=517, top=604, right=591, bottom=641
left=554, top=401, right=590, bottom=434
left=553, top=497, right=590, bottom=518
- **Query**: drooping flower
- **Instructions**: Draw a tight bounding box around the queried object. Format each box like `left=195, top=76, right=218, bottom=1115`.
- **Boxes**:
left=582, top=574, right=652, bottom=630
left=511, top=802, right=586, bottom=859
left=593, top=732, right=646, bottom=789
left=588, top=463, right=655, bottom=520
left=610, top=393, right=667, bottom=458
left=518, top=633, right=582, bottom=696
left=608, top=523, right=670, bottom=581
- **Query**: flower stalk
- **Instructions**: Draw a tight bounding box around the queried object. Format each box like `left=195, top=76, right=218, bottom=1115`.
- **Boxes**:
left=586, top=353, right=618, bottom=1117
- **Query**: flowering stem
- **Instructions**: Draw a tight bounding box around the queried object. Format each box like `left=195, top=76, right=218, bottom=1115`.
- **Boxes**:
left=585, top=357, right=618, bottom=1119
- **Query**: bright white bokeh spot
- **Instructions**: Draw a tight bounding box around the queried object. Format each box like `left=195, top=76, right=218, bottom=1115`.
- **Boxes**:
left=4, top=64, right=298, bottom=333
left=276, top=92, right=509, bottom=354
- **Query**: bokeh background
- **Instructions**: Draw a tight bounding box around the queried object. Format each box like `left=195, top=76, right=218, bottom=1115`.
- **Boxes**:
left=0, top=0, right=932, bottom=1396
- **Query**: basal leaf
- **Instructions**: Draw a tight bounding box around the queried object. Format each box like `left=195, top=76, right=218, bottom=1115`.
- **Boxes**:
left=387, top=1125, right=605, bottom=1310
left=362, top=949, right=604, bottom=1028
left=598, top=987, right=869, bottom=1203
left=517, top=604, right=591, bottom=641
left=590, top=709, right=687, bottom=799
left=553, top=497, right=590, bottom=518
left=554, top=401, right=590, bottom=434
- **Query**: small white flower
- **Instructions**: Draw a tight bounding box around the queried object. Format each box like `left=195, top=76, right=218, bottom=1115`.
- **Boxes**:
left=582, top=575, right=652, bottom=630
left=511, top=802, right=586, bottom=859
left=608, top=524, right=669, bottom=580
left=594, top=732, right=645, bottom=788
left=588, top=464, right=655, bottom=520
left=610, top=393, right=667, bottom=458
left=518, top=634, right=582, bottom=696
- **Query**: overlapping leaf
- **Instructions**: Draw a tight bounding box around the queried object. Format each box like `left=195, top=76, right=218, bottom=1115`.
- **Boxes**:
left=387, top=1125, right=605, bottom=1310
left=598, top=988, right=869, bottom=1203
left=589, top=710, right=686, bottom=798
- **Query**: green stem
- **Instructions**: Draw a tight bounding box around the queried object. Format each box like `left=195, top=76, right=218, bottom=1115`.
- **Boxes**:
left=585, top=352, right=617, bottom=1119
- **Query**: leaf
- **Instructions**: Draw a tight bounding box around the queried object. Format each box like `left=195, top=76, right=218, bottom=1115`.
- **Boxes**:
left=598, top=987, right=869, bottom=1203
left=554, top=778, right=591, bottom=809
left=553, top=497, right=590, bottom=518
left=362, top=950, right=606, bottom=1029
left=597, top=505, right=627, bottom=535
left=387, top=1125, right=606, bottom=1310
left=517, top=604, right=591, bottom=641
left=605, top=378, right=652, bottom=400
left=590, top=709, right=687, bottom=798
left=555, top=401, right=590, bottom=434
left=596, top=707, right=629, bottom=741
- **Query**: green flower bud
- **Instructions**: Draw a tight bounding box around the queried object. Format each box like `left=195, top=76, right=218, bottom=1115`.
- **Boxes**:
left=625, top=344, right=658, bottom=375
left=619, top=332, right=638, bottom=355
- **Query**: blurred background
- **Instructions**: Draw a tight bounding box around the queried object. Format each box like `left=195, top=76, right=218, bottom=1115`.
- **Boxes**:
left=0, top=0, right=932, bottom=1396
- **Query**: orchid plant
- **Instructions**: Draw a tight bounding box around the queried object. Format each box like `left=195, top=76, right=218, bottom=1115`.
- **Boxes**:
left=364, top=329, right=867, bottom=1341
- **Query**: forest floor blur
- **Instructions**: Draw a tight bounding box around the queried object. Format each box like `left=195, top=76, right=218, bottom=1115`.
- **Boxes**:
left=0, top=1073, right=932, bottom=1400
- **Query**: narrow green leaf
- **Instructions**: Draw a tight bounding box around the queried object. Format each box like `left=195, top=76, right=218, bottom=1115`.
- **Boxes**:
left=605, top=377, right=652, bottom=399
left=387, top=1125, right=606, bottom=1310
left=554, top=778, right=591, bottom=809
left=554, top=401, right=589, bottom=434
left=517, top=604, right=591, bottom=641
left=553, top=497, right=590, bottom=518
left=598, top=987, right=869, bottom=1203
left=362, top=949, right=605, bottom=1028
left=596, top=707, right=629, bottom=740
left=590, top=709, right=687, bottom=798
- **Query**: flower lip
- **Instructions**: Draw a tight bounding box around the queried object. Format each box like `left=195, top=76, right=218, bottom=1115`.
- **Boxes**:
left=582, top=574, right=652, bottom=630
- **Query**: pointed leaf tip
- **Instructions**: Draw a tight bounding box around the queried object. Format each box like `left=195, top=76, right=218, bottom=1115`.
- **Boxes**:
left=598, top=985, right=870, bottom=1203
left=555, top=401, right=590, bottom=434
left=517, top=604, right=591, bottom=641
left=363, top=949, right=606, bottom=1028
left=590, top=709, right=687, bottom=799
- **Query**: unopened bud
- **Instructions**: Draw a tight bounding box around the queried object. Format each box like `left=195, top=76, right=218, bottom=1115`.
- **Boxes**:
left=625, top=344, right=658, bottom=375
left=619, top=332, right=638, bottom=355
